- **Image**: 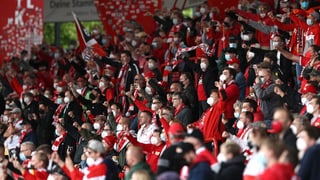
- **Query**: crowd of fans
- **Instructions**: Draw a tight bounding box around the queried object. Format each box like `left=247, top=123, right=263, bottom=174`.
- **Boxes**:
left=1, top=0, right=320, bottom=179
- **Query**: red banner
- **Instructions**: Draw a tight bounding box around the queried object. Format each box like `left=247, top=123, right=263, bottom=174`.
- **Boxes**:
left=0, top=0, right=43, bottom=62
left=93, top=0, right=161, bottom=37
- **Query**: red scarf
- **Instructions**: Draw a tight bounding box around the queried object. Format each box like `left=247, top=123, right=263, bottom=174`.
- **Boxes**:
left=174, top=104, right=185, bottom=116
left=260, top=80, right=272, bottom=90
left=19, top=129, right=32, bottom=144
left=51, top=132, right=67, bottom=152
left=117, top=64, right=129, bottom=93
left=53, top=103, right=66, bottom=123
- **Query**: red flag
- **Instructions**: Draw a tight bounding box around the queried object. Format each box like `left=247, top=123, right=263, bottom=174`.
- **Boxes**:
left=72, top=12, right=106, bottom=57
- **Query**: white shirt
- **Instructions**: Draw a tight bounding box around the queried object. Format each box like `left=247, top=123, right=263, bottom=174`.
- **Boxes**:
left=137, top=123, right=157, bottom=144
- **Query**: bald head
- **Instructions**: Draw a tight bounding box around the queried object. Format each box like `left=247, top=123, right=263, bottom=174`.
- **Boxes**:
left=126, top=145, right=144, bottom=167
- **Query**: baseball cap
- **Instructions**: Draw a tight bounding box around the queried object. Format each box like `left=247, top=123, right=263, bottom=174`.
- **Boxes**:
left=185, top=128, right=204, bottom=143
left=175, top=142, right=195, bottom=156
left=300, top=83, right=317, bottom=94
left=168, top=122, right=185, bottom=135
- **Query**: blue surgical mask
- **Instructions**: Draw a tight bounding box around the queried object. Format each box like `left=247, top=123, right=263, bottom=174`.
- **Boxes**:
left=172, top=18, right=178, bottom=25
left=19, top=153, right=26, bottom=162
left=301, top=1, right=309, bottom=9
left=306, top=18, right=313, bottom=26
left=229, top=43, right=237, bottom=48
left=234, top=112, right=240, bottom=119
left=225, top=54, right=231, bottom=61
left=56, top=98, right=63, bottom=105
left=256, top=152, right=268, bottom=166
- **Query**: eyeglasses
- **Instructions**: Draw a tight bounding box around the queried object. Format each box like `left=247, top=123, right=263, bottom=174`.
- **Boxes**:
left=104, top=129, right=111, bottom=131
left=152, top=101, right=161, bottom=104
left=134, top=78, right=143, bottom=81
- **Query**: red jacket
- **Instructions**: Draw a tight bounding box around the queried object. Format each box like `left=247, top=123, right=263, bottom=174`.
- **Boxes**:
left=63, top=158, right=107, bottom=180
left=257, top=163, right=296, bottom=180
left=221, top=81, right=240, bottom=119
left=311, top=116, right=320, bottom=128
left=126, top=134, right=165, bottom=173
left=22, top=168, right=48, bottom=180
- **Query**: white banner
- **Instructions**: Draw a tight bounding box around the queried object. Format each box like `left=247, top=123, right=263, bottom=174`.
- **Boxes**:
left=44, top=0, right=99, bottom=22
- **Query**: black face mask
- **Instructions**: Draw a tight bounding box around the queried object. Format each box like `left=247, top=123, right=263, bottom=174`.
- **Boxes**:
left=39, top=109, right=45, bottom=115
left=90, top=94, right=96, bottom=100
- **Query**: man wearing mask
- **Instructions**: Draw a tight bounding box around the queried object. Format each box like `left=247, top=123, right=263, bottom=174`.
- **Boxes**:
left=253, top=62, right=282, bottom=122
left=227, top=57, right=246, bottom=100
left=235, top=3, right=274, bottom=49
left=58, top=90, right=83, bottom=139
left=36, top=101, right=55, bottom=145
left=51, top=122, right=76, bottom=161
left=215, top=67, right=240, bottom=130
left=193, top=55, right=218, bottom=115
left=53, top=139, right=108, bottom=179
left=172, top=92, right=193, bottom=127
left=125, top=129, right=165, bottom=173
left=305, top=95, right=320, bottom=127
left=136, top=111, right=158, bottom=144
left=22, top=92, right=39, bottom=123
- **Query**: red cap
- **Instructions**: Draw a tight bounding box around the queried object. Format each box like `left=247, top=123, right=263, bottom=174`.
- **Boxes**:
left=168, top=122, right=185, bottom=135
left=268, top=121, right=283, bottom=134
left=144, top=71, right=156, bottom=79
left=300, top=83, right=317, bottom=94
left=103, top=135, right=117, bottom=148
left=226, top=57, right=240, bottom=65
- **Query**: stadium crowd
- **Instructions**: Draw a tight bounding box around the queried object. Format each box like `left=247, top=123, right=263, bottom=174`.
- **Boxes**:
left=1, top=0, right=320, bottom=179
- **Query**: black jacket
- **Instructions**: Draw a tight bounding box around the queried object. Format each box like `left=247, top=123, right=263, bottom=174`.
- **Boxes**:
left=215, top=155, right=246, bottom=180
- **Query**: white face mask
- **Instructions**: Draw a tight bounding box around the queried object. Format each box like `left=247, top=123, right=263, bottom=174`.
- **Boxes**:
left=151, top=103, right=157, bottom=111
left=225, top=54, right=231, bottom=61
left=145, top=86, right=153, bottom=95
left=150, top=136, right=159, bottom=145
left=220, top=74, right=227, bottom=82
left=296, top=138, right=307, bottom=151
left=116, top=124, right=123, bottom=132
left=64, top=97, right=70, bottom=103
left=93, top=122, right=101, bottom=130
left=306, top=104, right=314, bottom=114
left=301, top=97, right=308, bottom=105
left=200, top=7, right=206, bottom=14
left=217, top=153, right=227, bottom=162
left=200, top=62, right=207, bottom=71
left=228, top=65, right=235, bottom=69
left=56, top=87, right=63, bottom=93
left=160, top=133, right=166, bottom=141
left=306, top=18, right=313, bottom=26
left=206, top=97, right=215, bottom=106
left=260, top=77, right=265, bottom=83
left=76, top=89, right=82, bottom=94
left=234, top=112, right=240, bottom=119
left=229, top=43, right=237, bottom=48
left=247, top=51, right=255, bottom=59
left=55, top=129, right=60, bottom=136
left=101, top=131, right=111, bottom=138
left=148, top=62, right=155, bottom=70
left=237, top=120, right=245, bottom=129
left=99, top=82, right=105, bottom=88
left=24, top=97, right=31, bottom=104
left=290, top=124, right=297, bottom=135
left=260, top=13, right=266, bottom=18
left=272, top=41, right=280, bottom=48
left=131, top=40, right=137, bottom=47
left=241, top=34, right=251, bottom=41
left=86, top=157, right=95, bottom=167
left=172, top=18, right=178, bottom=25
left=112, top=110, right=117, bottom=117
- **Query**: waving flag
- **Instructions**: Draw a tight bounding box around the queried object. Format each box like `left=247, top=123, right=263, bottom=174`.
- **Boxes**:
left=72, top=12, right=106, bottom=57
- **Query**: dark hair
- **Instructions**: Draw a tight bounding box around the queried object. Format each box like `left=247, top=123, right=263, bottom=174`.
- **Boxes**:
left=111, top=102, right=123, bottom=112
left=302, top=125, right=320, bottom=140
left=223, top=67, right=237, bottom=80
left=121, top=50, right=132, bottom=59
left=181, top=72, right=194, bottom=85
left=243, top=111, right=254, bottom=123
left=264, top=52, right=277, bottom=64
left=243, top=98, right=258, bottom=112
left=141, top=110, right=153, bottom=119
